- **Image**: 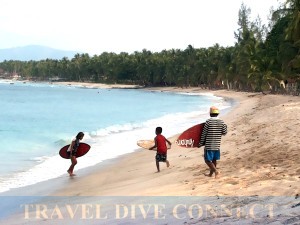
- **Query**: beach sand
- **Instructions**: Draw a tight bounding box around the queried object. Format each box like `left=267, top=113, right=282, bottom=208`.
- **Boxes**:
left=54, top=81, right=142, bottom=89
left=1, top=85, right=300, bottom=224
left=51, top=86, right=300, bottom=197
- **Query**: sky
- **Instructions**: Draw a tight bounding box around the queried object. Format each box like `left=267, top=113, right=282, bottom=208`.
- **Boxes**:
left=0, top=0, right=284, bottom=55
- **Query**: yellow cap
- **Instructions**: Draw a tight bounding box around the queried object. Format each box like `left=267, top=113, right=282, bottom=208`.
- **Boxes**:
left=210, top=106, right=219, bottom=114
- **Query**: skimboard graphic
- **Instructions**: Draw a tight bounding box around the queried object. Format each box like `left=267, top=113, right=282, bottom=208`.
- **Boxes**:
left=176, top=123, right=205, bottom=148
left=59, top=143, right=91, bottom=159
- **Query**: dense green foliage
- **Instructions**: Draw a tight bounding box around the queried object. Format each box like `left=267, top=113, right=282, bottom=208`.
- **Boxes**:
left=1, top=0, right=299, bottom=93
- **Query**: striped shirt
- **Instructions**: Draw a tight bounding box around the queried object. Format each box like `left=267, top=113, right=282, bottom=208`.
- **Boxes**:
left=200, top=117, right=227, bottom=150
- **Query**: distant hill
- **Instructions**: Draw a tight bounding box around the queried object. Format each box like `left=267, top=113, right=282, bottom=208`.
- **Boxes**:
left=0, top=45, right=80, bottom=62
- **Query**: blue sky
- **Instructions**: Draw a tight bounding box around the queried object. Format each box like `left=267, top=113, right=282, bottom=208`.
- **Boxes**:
left=0, top=0, right=283, bottom=55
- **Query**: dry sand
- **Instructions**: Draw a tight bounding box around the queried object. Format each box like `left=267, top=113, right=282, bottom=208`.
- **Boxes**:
left=2, top=84, right=300, bottom=225
left=52, top=86, right=300, bottom=197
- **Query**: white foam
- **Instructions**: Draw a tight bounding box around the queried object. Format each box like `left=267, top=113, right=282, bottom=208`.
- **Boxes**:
left=0, top=94, right=233, bottom=193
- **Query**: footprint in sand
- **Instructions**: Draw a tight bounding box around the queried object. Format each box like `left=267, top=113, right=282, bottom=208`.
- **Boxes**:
left=224, top=178, right=239, bottom=185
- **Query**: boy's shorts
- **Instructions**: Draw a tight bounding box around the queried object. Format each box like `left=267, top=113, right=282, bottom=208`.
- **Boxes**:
left=156, top=153, right=167, bottom=162
left=204, top=150, right=220, bottom=162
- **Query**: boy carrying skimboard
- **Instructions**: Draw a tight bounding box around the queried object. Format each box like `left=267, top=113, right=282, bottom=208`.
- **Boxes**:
left=149, top=127, right=172, bottom=172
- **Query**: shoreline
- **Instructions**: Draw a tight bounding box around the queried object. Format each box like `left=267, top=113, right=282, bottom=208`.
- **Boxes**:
left=1, top=82, right=299, bottom=224
left=0, top=82, right=233, bottom=196
left=53, top=81, right=143, bottom=89
left=2, top=83, right=299, bottom=196
left=0, top=81, right=233, bottom=196
left=4, top=84, right=299, bottom=196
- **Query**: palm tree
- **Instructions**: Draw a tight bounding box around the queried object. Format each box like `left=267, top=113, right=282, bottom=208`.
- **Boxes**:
left=273, top=0, right=300, bottom=76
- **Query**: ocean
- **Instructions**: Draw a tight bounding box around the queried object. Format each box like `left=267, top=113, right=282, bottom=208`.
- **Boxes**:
left=0, top=80, right=232, bottom=193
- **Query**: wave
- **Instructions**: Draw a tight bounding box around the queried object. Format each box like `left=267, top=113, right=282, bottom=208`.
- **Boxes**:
left=0, top=95, right=232, bottom=193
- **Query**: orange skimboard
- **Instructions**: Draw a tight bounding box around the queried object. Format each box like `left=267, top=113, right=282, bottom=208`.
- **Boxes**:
left=176, top=123, right=205, bottom=148
left=137, top=140, right=155, bottom=149
left=137, top=140, right=171, bottom=150
left=59, top=143, right=91, bottom=159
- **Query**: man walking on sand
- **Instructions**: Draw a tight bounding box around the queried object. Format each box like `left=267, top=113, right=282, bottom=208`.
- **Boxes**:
left=199, top=106, right=227, bottom=178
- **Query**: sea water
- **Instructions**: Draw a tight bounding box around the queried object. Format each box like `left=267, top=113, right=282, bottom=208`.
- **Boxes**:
left=0, top=80, right=232, bottom=193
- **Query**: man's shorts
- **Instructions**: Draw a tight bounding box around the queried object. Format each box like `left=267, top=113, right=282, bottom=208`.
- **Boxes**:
left=156, top=153, right=167, bottom=162
left=204, top=150, right=220, bottom=162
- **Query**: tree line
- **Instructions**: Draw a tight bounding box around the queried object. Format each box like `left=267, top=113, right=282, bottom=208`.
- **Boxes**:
left=1, top=0, right=299, bottom=94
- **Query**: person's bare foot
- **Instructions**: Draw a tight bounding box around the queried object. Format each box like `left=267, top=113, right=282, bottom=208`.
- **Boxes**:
left=67, top=170, right=76, bottom=176
left=215, top=170, right=220, bottom=179
left=166, top=161, right=170, bottom=167
left=204, top=169, right=214, bottom=177
left=204, top=173, right=213, bottom=177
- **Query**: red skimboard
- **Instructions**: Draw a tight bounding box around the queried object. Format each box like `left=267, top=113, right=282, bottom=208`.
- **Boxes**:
left=176, top=123, right=205, bottom=148
left=59, top=143, right=91, bottom=159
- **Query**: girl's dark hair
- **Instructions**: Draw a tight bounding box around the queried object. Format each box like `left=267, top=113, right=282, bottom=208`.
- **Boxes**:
left=76, top=132, right=84, bottom=139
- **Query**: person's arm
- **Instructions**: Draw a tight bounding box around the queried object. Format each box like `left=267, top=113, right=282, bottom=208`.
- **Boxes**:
left=222, top=123, right=227, bottom=136
left=69, top=140, right=75, bottom=156
left=149, top=137, right=157, bottom=150
left=166, top=138, right=172, bottom=147
left=199, top=122, right=208, bottom=147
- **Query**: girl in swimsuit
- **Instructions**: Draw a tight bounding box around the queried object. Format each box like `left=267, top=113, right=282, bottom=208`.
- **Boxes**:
left=67, top=132, right=84, bottom=176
